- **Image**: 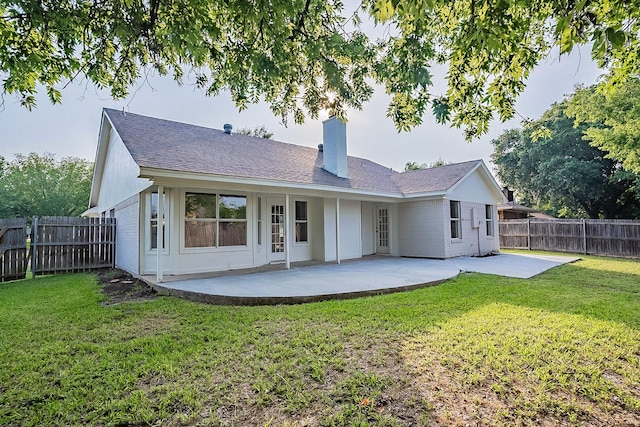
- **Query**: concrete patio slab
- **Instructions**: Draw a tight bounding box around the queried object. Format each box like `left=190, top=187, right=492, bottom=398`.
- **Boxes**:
left=150, top=253, right=579, bottom=305
left=446, top=253, right=581, bottom=279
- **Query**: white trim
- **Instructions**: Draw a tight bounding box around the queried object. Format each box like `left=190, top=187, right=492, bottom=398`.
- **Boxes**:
left=446, top=161, right=507, bottom=203
left=179, top=189, right=249, bottom=253
left=285, top=194, right=290, bottom=269
left=145, top=191, right=170, bottom=255
left=140, top=167, right=403, bottom=199
left=293, top=198, right=310, bottom=246
left=336, top=198, right=341, bottom=264
left=156, top=185, right=164, bottom=283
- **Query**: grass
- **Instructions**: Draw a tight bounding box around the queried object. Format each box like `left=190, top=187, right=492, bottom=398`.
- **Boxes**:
left=0, top=252, right=639, bottom=426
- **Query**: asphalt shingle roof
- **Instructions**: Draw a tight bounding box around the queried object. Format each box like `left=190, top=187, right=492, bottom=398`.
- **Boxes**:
left=104, top=108, right=482, bottom=196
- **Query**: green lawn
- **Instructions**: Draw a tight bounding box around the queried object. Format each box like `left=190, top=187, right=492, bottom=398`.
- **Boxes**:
left=1, top=253, right=639, bottom=426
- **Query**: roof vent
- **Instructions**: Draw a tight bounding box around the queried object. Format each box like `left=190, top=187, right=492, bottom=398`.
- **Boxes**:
left=318, top=143, right=323, bottom=152
left=223, top=123, right=233, bottom=134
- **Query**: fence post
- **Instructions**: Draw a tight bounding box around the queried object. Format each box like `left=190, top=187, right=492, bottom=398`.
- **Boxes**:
left=527, top=219, right=531, bottom=250
left=582, top=219, right=587, bottom=255
left=31, top=216, right=38, bottom=275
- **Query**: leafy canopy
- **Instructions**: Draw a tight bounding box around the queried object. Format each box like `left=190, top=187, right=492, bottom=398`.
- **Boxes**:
left=404, top=158, right=451, bottom=171
left=0, top=153, right=93, bottom=218
left=1, top=0, right=639, bottom=137
left=567, top=81, right=640, bottom=174
left=491, top=102, right=640, bottom=219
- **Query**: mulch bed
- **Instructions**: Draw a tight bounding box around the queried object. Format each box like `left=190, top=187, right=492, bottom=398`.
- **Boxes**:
left=95, top=268, right=157, bottom=305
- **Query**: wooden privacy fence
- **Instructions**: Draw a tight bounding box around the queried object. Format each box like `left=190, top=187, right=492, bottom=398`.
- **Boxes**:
left=499, top=219, right=640, bottom=258
left=31, top=217, right=116, bottom=276
left=0, top=218, right=28, bottom=282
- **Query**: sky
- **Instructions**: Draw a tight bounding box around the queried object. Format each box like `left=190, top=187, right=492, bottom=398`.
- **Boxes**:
left=0, top=46, right=602, bottom=176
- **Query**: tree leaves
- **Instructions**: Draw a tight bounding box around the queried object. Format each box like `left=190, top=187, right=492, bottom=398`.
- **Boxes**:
left=491, top=102, right=640, bottom=219
left=0, top=153, right=93, bottom=218
left=2, top=0, right=640, bottom=142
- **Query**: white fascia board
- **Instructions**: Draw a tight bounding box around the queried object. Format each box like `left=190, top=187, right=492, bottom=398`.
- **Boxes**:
left=400, top=191, right=447, bottom=199
left=88, top=111, right=112, bottom=207
left=445, top=160, right=507, bottom=202
left=138, top=167, right=404, bottom=200
left=444, top=161, right=482, bottom=196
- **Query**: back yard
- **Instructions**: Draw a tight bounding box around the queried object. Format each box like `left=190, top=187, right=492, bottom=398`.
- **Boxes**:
left=0, top=252, right=639, bottom=426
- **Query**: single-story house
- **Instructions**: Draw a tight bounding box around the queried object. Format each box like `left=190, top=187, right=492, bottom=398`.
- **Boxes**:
left=86, top=108, right=506, bottom=281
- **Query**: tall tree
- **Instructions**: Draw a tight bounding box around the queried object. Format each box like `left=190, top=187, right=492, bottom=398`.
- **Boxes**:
left=0, top=153, right=93, bottom=218
left=491, top=103, right=640, bottom=219
left=566, top=81, right=640, bottom=174
left=2, top=0, right=639, bottom=138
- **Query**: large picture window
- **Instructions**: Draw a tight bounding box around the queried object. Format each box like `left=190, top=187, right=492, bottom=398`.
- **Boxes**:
left=184, top=192, right=247, bottom=248
left=486, top=204, right=494, bottom=237
left=295, top=201, right=308, bottom=243
left=450, top=200, right=461, bottom=239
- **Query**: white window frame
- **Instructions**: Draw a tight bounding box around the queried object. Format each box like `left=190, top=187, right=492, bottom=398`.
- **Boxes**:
left=486, top=204, right=494, bottom=237
left=180, top=190, right=249, bottom=253
left=450, top=200, right=462, bottom=240
left=294, top=199, right=309, bottom=244
left=257, top=196, right=262, bottom=246
left=146, top=191, right=169, bottom=254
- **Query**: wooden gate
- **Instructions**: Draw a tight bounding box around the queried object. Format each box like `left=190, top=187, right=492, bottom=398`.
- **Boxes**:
left=0, top=218, right=28, bottom=282
left=31, top=216, right=116, bottom=275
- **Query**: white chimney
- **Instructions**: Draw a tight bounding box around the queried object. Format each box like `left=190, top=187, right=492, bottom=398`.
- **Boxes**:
left=322, top=116, right=349, bottom=178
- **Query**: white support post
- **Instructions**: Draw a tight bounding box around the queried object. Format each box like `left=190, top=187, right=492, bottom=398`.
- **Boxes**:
left=156, top=185, right=164, bottom=283
left=336, top=198, right=341, bottom=264
left=285, top=194, right=291, bottom=270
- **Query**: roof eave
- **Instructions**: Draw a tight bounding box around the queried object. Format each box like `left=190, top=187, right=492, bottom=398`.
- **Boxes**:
left=138, top=167, right=404, bottom=199
left=88, top=110, right=113, bottom=208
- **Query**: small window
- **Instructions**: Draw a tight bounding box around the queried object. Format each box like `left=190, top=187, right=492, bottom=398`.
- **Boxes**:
left=150, top=192, right=167, bottom=249
left=450, top=200, right=461, bottom=239
left=219, top=195, right=247, bottom=247
left=486, top=205, right=494, bottom=237
left=295, top=201, right=308, bottom=243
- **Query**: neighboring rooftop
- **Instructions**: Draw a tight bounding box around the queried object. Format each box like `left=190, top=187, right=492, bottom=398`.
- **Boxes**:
left=104, top=108, right=484, bottom=196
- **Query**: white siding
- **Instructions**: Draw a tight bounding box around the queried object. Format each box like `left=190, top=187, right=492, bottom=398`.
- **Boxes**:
left=97, top=130, right=151, bottom=211
left=399, top=199, right=446, bottom=258
left=360, top=202, right=374, bottom=256
left=444, top=168, right=502, bottom=258
left=388, top=204, right=400, bottom=256
left=310, top=198, right=325, bottom=261
left=450, top=169, right=504, bottom=205
left=323, top=199, right=337, bottom=262
left=339, top=200, right=362, bottom=260
left=323, top=198, right=362, bottom=261
left=444, top=200, right=499, bottom=258
left=113, top=194, right=140, bottom=274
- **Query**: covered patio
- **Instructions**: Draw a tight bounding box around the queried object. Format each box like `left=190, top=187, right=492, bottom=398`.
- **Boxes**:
left=143, top=253, right=579, bottom=305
